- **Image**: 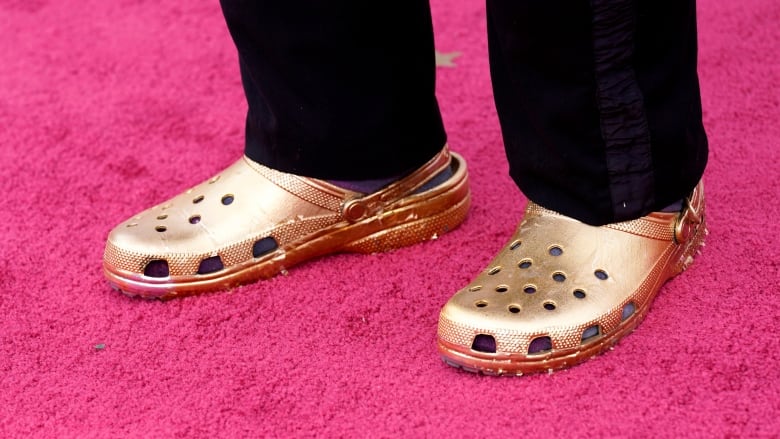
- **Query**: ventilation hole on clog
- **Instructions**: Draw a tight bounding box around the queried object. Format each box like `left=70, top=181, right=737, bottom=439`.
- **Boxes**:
left=209, top=175, right=220, bottom=184
left=594, top=269, right=609, bottom=280
left=549, top=246, right=563, bottom=256
left=475, top=300, right=488, bottom=308
left=621, top=302, right=636, bottom=321
left=582, top=325, right=600, bottom=341
left=528, top=336, right=552, bottom=354
left=197, top=256, right=224, bottom=274
left=471, top=334, right=496, bottom=353
left=543, top=302, right=556, bottom=311
left=221, top=194, right=234, bottom=205
left=155, top=225, right=167, bottom=232
left=518, top=259, right=532, bottom=269
left=252, top=237, right=279, bottom=258
left=468, top=285, right=483, bottom=292
left=552, top=272, right=566, bottom=282
left=189, top=215, right=201, bottom=224
left=156, top=214, right=168, bottom=220
left=508, top=305, right=521, bottom=314
left=523, top=285, right=536, bottom=294
left=193, top=195, right=204, bottom=204
left=161, top=203, right=172, bottom=210
left=144, top=260, right=169, bottom=278
left=488, top=266, right=501, bottom=275
left=509, top=240, right=521, bottom=250
left=573, top=289, right=586, bottom=299
left=495, top=285, right=509, bottom=293
left=126, top=223, right=138, bottom=228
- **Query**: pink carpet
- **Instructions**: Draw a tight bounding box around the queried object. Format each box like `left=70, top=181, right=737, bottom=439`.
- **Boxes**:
left=2, top=0, right=778, bottom=437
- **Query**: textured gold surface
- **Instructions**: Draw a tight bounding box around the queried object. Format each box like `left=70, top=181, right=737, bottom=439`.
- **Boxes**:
left=104, top=145, right=471, bottom=298
left=438, top=181, right=706, bottom=375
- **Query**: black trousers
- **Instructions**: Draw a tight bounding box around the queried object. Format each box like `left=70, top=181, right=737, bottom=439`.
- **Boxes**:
left=219, top=0, right=708, bottom=226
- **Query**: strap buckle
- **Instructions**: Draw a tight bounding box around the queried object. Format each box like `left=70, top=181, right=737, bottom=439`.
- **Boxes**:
left=673, top=197, right=702, bottom=244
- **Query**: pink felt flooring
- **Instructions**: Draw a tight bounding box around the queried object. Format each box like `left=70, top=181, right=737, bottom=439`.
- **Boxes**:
left=1, top=0, right=779, bottom=437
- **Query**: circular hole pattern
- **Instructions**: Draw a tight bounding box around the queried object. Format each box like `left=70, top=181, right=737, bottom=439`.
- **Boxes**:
left=189, top=215, right=201, bottom=224
left=193, top=195, right=205, bottom=204
left=549, top=246, right=563, bottom=256
left=221, top=194, right=234, bottom=205
left=523, top=285, right=537, bottom=294
left=495, top=285, right=509, bottom=293
left=156, top=214, right=168, bottom=220
left=622, top=302, right=636, bottom=321
left=144, top=260, right=169, bottom=278
left=468, top=285, right=483, bottom=292
left=528, top=336, right=552, bottom=354
left=518, top=259, right=532, bottom=269
left=594, top=269, right=609, bottom=280
left=582, top=325, right=600, bottom=341
left=509, top=240, right=521, bottom=251
left=543, top=302, right=556, bottom=311
left=155, top=225, right=167, bottom=232
left=573, top=289, right=586, bottom=299
left=472, top=334, right=497, bottom=353
left=197, top=256, right=224, bottom=274
left=552, top=272, right=566, bottom=282
left=252, top=237, right=279, bottom=258
left=488, top=266, right=501, bottom=275
left=508, top=305, right=521, bottom=314
left=126, top=223, right=138, bottom=228
left=475, top=301, right=488, bottom=308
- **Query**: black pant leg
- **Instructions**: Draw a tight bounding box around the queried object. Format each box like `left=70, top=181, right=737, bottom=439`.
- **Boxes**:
left=220, top=0, right=446, bottom=180
left=487, top=0, right=708, bottom=225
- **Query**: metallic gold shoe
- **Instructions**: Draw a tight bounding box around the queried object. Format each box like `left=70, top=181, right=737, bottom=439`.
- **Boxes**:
left=104, top=145, right=470, bottom=299
left=438, top=181, right=706, bottom=375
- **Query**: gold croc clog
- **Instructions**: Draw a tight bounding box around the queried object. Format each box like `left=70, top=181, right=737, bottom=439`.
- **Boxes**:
left=438, top=181, right=706, bottom=375
left=104, top=145, right=470, bottom=299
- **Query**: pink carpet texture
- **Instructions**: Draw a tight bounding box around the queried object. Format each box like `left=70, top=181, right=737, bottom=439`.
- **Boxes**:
left=2, top=0, right=779, bottom=437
